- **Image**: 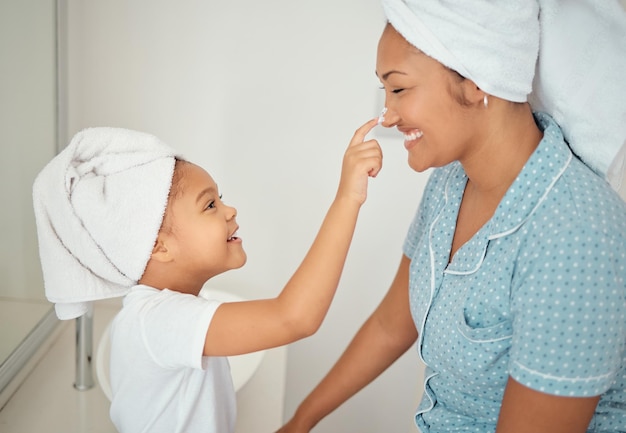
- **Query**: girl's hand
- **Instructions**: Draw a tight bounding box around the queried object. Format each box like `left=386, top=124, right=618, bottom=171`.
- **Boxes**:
left=336, top=118, right=383, bottom=205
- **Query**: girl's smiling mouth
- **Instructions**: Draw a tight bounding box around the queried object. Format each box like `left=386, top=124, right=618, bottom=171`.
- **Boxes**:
left=227, top=229, right=240, bottom=242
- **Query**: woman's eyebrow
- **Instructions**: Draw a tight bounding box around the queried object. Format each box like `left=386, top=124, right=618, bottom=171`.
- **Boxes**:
left=377, top=70, right=409, bottom=81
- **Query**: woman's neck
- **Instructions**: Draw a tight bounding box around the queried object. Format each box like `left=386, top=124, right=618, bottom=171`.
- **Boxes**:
left=461, top=102, right=543, bottom=201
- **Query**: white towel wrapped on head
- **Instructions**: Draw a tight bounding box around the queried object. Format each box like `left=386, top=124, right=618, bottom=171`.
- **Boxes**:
left=529, top=0, right=626, bottom=181
left=381, top=0, right=540, bottom=103
left=32, top=127, right=177, bottom=319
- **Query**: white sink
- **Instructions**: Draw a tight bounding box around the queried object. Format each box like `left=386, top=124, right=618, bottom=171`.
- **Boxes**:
left=96, top=288, right=267, bottom=401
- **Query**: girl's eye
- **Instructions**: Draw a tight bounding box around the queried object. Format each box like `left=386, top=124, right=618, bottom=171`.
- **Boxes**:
left=205, top=194, right=223, bottom=210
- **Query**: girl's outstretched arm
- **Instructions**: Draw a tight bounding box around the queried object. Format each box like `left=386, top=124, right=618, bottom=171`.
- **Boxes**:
left=204, top=118, right=383, bottom=356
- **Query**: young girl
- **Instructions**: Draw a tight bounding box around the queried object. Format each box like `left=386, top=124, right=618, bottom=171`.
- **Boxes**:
left=278, top=1, right=626, bottom=432
left=32, top=120, right=381, bottom=432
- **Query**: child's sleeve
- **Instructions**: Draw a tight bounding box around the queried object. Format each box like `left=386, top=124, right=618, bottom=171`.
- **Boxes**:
left=141, top=290, right=222, bottom=369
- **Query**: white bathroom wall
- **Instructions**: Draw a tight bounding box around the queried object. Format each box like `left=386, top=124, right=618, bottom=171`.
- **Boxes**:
left=64, top=1, right=427, bottom=432
left=0, top=0, right=56, bottom=301
left=0, top=0, right=58, bottom=395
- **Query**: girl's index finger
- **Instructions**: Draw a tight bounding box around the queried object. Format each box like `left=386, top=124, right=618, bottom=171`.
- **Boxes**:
left=349, top=118, right=381, bottom=147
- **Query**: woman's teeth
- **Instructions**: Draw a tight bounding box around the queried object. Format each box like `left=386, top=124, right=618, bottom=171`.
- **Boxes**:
left=404, top=130, right=423, bottom=141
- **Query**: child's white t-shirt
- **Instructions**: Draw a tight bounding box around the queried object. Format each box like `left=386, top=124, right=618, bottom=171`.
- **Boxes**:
left=109, top=285, right=236, bottom=433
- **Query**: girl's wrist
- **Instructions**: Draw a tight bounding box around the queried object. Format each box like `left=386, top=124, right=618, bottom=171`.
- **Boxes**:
left=332, top=193, right=364, bottom=211
left=290, top=404, right=320, bottom=431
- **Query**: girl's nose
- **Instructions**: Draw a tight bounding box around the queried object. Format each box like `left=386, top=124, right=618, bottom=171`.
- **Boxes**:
left=226, top=205, right=237, bottom=221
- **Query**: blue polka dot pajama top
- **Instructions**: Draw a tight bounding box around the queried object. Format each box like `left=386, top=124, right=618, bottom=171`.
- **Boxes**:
left=403, top=112, right=626, bottom=432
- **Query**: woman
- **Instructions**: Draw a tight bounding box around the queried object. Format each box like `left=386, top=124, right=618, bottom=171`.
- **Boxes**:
left=278, top=0, right=626, bottom=432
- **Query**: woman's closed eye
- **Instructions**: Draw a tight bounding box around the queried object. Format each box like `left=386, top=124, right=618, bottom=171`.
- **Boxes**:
left=379, top=85, right=405, bottom=94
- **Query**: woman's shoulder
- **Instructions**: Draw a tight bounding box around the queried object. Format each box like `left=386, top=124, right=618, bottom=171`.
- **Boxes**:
left=559, top=157, right=626, bottom=227
left=529, top=156, right=626, bottom=248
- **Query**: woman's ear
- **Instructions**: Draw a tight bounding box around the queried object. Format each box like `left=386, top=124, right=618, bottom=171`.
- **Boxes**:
left=462, top=80, right=486, bottom=107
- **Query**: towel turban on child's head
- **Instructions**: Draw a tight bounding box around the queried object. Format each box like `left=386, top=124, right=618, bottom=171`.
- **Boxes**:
left=33, top=127, right=178, bottom=319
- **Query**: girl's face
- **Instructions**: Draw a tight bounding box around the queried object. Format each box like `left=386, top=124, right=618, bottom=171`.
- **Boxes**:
left=376, top=24, right=480, bottom=172
left=163, top=163, right=246, bottom=283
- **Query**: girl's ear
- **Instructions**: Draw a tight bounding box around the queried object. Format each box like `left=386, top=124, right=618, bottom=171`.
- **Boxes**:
left=150, top=234, right=174, bottom=263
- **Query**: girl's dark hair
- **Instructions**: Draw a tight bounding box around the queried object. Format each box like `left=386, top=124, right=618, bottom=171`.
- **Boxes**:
left=160, top=158, right=190, bottom=234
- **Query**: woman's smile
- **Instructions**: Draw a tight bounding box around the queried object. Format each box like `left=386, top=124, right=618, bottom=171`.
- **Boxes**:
left=401, top=128, right=423, bottom=150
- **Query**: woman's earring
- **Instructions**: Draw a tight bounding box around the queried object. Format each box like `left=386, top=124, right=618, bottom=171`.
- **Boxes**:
left=483, top=94, right=489, bottom=108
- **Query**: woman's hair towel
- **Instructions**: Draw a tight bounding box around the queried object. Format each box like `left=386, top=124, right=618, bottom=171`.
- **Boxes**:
left=381, top=0, right=540, bottom=103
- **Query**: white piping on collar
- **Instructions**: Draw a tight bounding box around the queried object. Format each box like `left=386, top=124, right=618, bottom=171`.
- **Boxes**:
left=445, top=152, right=573, bottom=276
left=489, top=151, right=573, bottom=241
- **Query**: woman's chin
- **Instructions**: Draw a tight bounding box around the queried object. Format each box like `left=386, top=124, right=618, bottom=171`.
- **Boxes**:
left=408, top=156, right=431, bottom=173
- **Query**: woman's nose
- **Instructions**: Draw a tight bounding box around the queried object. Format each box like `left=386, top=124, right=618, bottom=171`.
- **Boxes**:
left=379, top=106, right=399, bottom=128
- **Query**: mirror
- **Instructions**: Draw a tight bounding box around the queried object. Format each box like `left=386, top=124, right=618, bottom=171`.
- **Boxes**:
left=0, top=0, right=61, bottom=396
